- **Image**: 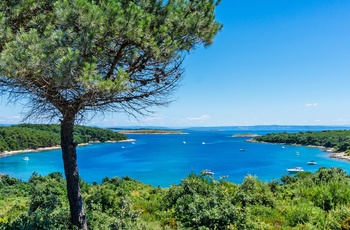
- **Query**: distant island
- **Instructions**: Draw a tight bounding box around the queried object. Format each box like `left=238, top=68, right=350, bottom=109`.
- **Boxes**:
left=253, top=130, right=350, bottom=160
left=0, top=124, right=127, bottom=155
left=118, top=129, right=183, bottom=134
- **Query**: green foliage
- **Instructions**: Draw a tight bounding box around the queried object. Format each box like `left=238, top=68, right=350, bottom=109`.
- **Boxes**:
left=0, top=124, right=127, bottom=152
left=235, top=175, right=275, bottom=208
left=327, top=206, right=350, bottom=230
left=0, top=172, right=71, bottom=229
left=2, top=167, right=350, bottom=229
left=254, top=130, right=350, bottom=152
left=0, top=1, right=221, bottom=228
left=284, top=203, right=324, bottom=228
left=0, top=126, right=59, bottom=151
left=0, top=0, right=222, bottom=120
left=164, top=173, right=242, bottom=229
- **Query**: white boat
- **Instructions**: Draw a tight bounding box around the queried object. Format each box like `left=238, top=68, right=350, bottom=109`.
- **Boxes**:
left=307, top=161, right=317, bottom=165
left=296, top=152, right=299, bottom=156
left=23, top=157, right=29, bottom=161
left=202, top=142, right=206, bottom=145
left=282, top=146, right=285, bottom=149
left=200, top=169, right=214, bottom=176
left=183, top=141, right=186, bottom=144
left=240, top=148, right=245, bottom=152
left=287, top=167, right=304, bottom=173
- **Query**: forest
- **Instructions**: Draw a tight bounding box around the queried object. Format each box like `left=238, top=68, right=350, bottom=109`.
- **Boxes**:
left=1, top=167, right=350, bottom=229
left=253, top=130, right=350, bottom=154
left=0, top=124, right=127, bottom=152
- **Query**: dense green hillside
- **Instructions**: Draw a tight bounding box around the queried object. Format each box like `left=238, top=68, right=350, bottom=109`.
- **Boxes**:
left=1, top=168, right=350, bottom=229
left=0, top=124, right=127, bottom=152
left=253, top=130, right=350, bottom=154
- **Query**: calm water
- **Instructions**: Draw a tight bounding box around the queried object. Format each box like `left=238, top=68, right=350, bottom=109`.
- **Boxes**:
left=1, top=129, right=350, bottom=187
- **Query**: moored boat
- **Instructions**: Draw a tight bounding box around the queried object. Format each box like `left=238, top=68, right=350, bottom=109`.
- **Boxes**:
left=307, top=160, right=317, bottom=165
left=23, top=157, right=29, bottom=161
left=287, top=167, right=304, bottom=173
left=201, top=169, right=214, bottom=176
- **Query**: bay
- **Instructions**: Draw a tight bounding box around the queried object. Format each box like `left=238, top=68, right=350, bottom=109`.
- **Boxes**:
left=1, top=128, right=350, bottom=187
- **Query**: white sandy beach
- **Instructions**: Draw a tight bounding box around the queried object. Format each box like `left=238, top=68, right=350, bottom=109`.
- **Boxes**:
left=0, top=146, right=62, bottom=157
left=0, top=139, right=135, bottom=158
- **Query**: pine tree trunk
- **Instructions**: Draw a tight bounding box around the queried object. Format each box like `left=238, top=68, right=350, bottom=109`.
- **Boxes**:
left=61, top=114, right=88, bottom=230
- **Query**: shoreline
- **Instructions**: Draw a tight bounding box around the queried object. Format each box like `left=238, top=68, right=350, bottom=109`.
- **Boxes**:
left=0, top=146, right=62, bottom=157
left=0, top=139, right=135, bottom=158
left=2, top=138, right=350, bottom=163
left=317, top=147, right=350, bottom=162
left=328, top=151, right=350, bottom=161
left=248, top=139, right=350, bottom=162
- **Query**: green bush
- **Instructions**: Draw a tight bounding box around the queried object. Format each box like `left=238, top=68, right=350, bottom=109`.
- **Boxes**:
left=1, top=168, right=350, bottom=229
left=164, top=174, right=243, bottom=229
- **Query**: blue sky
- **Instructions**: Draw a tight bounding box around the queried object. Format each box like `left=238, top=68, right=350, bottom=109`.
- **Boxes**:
left=1, top=0, right=350, bottom=127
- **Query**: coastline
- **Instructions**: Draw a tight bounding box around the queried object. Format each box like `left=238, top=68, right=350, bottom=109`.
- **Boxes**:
left=328, top=150, right=350, bottom=161
left=314, top=146, right=350, bottom=162
left=2, top=138, right=350, bottom=163
left=0, top=139, right=135, bottom=158
left=248, top=139, right=350, bottom=162
left=0, top=146, right=62, bottom=157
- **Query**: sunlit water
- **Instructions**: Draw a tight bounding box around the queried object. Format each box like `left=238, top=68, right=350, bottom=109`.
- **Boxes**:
left=1, top=129, right=350, bottom=187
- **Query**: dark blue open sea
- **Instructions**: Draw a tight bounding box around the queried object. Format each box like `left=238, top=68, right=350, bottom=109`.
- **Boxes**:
left=1, top=127, right=350, bottom=187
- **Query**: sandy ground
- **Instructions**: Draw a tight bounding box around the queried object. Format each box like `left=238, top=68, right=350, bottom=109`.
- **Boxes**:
left=0, top=146, right=62, bottom=157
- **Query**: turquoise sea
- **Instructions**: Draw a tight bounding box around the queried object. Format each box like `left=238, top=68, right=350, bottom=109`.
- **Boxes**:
left=1, top=126, right=350, bottom=187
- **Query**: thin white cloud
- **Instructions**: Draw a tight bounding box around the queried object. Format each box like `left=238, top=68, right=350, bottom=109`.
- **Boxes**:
left=185, top=115, right=211, bottom=121
left=333, top=119, right=350, bottom=124
left=144, top=114, right=164, bottom=121
left=305, top=103, right=318, bottom=107
left=0, top=115, right=22, bottom=124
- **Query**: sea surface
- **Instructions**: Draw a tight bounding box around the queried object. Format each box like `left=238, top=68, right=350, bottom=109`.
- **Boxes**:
left=1, top=127, right=350, bottom=187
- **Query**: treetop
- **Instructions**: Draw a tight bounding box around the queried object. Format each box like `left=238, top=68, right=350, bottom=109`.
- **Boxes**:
left=0, top=0, right=222, bottom=122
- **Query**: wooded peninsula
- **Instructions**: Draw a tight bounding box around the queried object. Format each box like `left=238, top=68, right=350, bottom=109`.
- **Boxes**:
left=253, top=130, right=350, bottom=155
left=0, top=124, right=127, bottom=153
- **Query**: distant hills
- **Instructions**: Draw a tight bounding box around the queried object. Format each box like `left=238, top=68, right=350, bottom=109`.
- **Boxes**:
left=185, top=125, right=350, bottom=132
left=117, top=125, right=350, bottom=132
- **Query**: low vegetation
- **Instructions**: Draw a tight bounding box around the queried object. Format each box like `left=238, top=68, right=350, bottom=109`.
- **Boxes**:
left=0, top=124, right=127, bottom=152
left=254, top=130, right=350, bottom=154
left=1, top=168, right=350, bottom=229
